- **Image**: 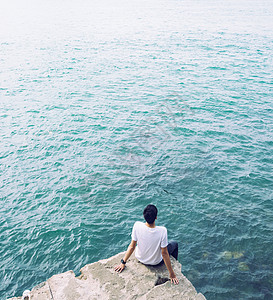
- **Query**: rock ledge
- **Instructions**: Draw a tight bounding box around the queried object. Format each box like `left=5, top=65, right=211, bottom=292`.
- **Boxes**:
left=8, top=252, right=206, bottom=299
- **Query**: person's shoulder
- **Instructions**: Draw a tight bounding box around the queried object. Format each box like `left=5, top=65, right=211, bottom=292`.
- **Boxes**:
left=133, top=221, right=144, bottom=228
left=157, top=225, right=167, bottom=233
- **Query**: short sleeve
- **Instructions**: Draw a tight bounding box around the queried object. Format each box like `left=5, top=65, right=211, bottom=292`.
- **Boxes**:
left=161, top=227, right=168, bottom=248
left=131, top=222, right=138, bottom=241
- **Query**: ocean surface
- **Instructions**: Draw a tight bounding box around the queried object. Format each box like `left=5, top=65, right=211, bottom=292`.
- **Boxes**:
left=0, top=0, right=273, bottom=299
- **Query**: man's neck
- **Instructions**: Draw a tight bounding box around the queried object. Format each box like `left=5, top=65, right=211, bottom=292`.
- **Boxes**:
left=145, top=222, right=156, bottom=228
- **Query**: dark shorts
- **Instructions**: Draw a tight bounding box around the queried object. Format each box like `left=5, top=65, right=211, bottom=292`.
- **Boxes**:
left=167, top=240, right=178, bottom=260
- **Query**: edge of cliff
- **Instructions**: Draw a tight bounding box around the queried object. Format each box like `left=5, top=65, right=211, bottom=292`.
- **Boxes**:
left=8, top=252, right=206, bottom=300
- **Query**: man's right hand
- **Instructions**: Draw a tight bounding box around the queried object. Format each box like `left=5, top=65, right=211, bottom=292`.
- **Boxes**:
left=170, top=271, right=179, bottom=284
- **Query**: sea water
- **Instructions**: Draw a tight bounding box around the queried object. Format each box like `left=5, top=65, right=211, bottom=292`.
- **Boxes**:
left=0, top=0, right=272, bottom=299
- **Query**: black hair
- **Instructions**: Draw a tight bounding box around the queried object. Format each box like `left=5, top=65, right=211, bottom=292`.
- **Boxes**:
left=143, top=204, right=158, bottom=224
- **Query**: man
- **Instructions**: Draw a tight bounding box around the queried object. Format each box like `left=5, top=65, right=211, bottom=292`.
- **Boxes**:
left=114, top=204, right=179, bottom=284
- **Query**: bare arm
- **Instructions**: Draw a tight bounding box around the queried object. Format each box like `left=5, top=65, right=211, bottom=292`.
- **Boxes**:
left=161, top=247, right=179, bottom=284
left=114, top=240, right=137, bottom=273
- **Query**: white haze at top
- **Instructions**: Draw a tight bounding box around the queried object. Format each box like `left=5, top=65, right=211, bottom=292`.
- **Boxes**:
left=1, top=0, right=273, bottom=41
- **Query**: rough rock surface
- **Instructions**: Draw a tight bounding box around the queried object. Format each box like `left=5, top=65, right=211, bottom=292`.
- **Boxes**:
left=8, top=252, right=206, bottom=300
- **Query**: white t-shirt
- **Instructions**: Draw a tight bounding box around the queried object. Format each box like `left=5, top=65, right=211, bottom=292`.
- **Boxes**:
left=132, top=221, right=168, bottom=265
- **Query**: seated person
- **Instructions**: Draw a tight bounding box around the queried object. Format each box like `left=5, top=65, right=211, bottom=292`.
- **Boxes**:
left=114, top=204, right=179, bottom=284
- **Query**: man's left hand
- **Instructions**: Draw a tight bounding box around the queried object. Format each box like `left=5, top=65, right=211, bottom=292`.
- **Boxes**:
left=114, top=263, right=125, bottom=273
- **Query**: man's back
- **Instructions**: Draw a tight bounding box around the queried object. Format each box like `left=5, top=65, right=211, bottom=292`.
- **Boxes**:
left=132, top=221, right=168, bottom=265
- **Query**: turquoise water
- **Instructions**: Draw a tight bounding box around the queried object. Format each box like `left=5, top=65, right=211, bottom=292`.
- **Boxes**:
left=1, top=0, right=273, bottom=299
